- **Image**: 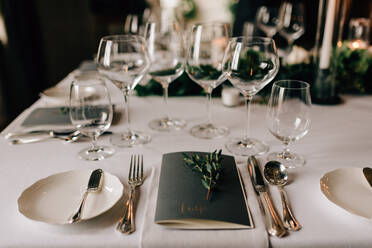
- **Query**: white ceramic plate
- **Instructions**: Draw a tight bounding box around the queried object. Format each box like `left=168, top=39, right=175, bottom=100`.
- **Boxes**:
left=320, top=167, right=372, bottom=219
left=42, top=86, right=96, bottom=101
left=18, top=169, right=124, bottom=224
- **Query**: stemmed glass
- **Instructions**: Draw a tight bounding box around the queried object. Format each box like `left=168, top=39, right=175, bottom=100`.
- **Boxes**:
left=256, top=6, right=282, bottom=38
left=222, top=36, right=279, bottom=156
left=186, top=23, right=230, bottom=139
left=278, top=2, right=305, bottom=59
left=144, top=21, right=186, bottom=131
left=69, top=74, right=115, bottom=161
left=97, top=35, right=151, bottom=147
left=266, top=80, right=311, bottom=168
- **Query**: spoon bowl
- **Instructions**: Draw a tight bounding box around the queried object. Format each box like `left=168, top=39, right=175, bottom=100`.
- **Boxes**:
left=264, top=161, right=288, bottom=186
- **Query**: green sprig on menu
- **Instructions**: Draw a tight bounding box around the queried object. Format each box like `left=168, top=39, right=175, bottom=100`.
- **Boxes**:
left=183, top=150, right=223, bottom=201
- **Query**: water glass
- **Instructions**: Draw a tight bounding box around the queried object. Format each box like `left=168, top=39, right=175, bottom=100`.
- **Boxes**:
left=266, top=80, right=311, bottom=168
left=69, top=74, right=114, bottom=161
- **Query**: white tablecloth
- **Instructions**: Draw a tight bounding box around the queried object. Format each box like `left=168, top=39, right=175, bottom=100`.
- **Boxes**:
left=1, top=75, right=372, bottom=247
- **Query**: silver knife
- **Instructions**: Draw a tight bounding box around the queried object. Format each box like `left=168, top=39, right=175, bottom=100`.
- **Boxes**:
left=68, top=169, right=104, bottom=223
left=4, top=129, right=76, bottom=139
left=248, top=156, right=287, bottom=237
left=363, top=167, right=372, bottom=187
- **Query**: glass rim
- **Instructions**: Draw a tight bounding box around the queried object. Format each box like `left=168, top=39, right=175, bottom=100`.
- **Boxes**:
left=273, top=80, right=310, bottom=90
left=229, top=36, right=274, bottom=45
left=99, top=34, right=146, bottom=43
left=192, top=22, right=230, bottom=28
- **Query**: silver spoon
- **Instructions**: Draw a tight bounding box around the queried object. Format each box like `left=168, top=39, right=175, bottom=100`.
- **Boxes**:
left=263, top=161, right=302, bottom=231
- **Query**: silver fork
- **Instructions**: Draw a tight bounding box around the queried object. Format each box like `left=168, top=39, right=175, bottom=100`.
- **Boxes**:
left=117, top=154, right=144, bottom=234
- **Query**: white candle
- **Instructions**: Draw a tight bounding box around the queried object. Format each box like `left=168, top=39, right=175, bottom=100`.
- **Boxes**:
left=319, top=0, right=336, bottom=69
left=222, top=87, right=241, bottom=107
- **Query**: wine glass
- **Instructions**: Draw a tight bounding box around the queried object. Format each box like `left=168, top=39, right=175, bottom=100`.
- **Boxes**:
left=144, top=21, right=186, bottom=131
left=96, top=35, right=151, bottom=147
left=222, top=36, right=279, bottom=156
left=266, top=80, right=311, bottom=168
left=278, top=2, right=305, bottom=60
left=186, top=22, right=230, bottom=139
left=256, top=6, right=282, bottom=38
left=69, top=74, right=115, bottom=161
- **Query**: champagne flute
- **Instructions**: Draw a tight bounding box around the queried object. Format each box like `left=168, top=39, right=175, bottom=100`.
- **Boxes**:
left=256, top=6, right=282, bottom=38
left=69, top=74, right=114, bottom=161
left=97, top=35, right=151, bottom=147
left=266, top=80, right=311, bottom=168
left=278, top=2, right=305, bottom=61
left=222, top=36, right=279, bottom=156
left=186, top=22, right=230, bottom=139
left=144, top=21, right=186, bottom=131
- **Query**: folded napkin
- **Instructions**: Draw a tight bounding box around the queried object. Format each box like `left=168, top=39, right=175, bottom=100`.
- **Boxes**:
left=140, top=164, right=269, bottom=248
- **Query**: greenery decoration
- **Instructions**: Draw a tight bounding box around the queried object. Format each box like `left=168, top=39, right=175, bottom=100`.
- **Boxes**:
left=135, top=44, right=372, bottom=98
left=183, top=150, right=223, bottom=201
left=179, top=0, right=197, bottom=20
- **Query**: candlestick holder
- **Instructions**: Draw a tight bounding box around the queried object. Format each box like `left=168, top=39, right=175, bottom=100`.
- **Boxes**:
left=312, top=0, right=350, bottom=105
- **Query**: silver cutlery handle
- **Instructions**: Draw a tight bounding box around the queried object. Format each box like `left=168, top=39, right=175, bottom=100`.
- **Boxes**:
left=260, top=192, right=287, bottom=237
left=10, top=135, right=52, bottom=145
left=279, top=186, right=301, bottom=231
left=117, top=187, right=135, bottom=234
left=69, top=191, right=89, bottom=223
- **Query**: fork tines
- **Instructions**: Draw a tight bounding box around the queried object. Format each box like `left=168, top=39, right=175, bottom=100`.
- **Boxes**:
left=129, top=154, right=144, bottom=182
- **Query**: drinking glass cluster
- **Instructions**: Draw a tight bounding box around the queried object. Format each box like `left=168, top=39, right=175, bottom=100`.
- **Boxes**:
left=72, top=20, right=311, bottom=167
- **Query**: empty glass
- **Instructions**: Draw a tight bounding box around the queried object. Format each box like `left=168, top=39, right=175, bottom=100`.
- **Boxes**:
left=278, top=2, right=305, bottom=59
left=256, top=6, right=282, bottom=38
left=69, top=74, right=114, bottom=161
left=222, top=36, right=279, bottom=156
left=97, top=35, right=151, bottom=147
left=186, top=22, right=230, bottom=139
left=144, top=21, right=186, bottom=131
left=266, top=80, right=311, bottom=168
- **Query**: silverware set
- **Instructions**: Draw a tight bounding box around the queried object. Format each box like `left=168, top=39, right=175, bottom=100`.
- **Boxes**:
left=248, top=156, right=301, bottom=238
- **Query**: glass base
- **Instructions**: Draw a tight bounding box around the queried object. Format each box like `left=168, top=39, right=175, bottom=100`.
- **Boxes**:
left=190, top=123, right=229, bottom=139
left=267, top=151, right=305, bottom=168
left=149, top=117, right=186, bottom=131
left=110, top=131, right=151, bottom=147
left=78, top=146, right=115, bottom=161
left=225, top=137, right=269, bottom=156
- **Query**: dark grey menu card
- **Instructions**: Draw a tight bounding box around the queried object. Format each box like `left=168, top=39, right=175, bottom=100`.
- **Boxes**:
left=21, top=105, right=119, bottom=127
left=155, top=151, right=253, bottom=229
left=21, top=107, right=71, bottom=126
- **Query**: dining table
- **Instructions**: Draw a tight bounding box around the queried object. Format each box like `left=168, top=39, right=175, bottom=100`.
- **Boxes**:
left=1, top=69, right=372, bottom=248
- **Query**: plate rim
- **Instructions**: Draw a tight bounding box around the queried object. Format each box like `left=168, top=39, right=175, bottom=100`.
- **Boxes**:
left=320, top=167, right=372, bottom=219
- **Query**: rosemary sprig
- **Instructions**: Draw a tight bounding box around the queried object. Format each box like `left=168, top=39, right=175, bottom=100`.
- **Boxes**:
left=183, top=150, right=223, bottom=200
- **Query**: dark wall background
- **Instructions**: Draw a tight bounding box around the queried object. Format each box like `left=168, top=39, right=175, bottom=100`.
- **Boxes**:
left=0, top=0, right=146, bottom=130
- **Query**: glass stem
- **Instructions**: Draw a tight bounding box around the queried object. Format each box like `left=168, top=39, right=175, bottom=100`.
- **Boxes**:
left=122, top=88, right=132, bottom=134
left=280, top=141, right=292, bottom=159
left=163, top=85, right=170, bottom=120
left=283, top=40, right=294, bottom=65
left=91, top=135, right=98, bottom=151
left=244, top=95, right=253, bottom=142
left=206, top=89, right=213, bottom=125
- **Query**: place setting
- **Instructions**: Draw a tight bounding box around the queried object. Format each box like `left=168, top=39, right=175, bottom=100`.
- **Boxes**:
left=2, top=0, right=372, bottom=247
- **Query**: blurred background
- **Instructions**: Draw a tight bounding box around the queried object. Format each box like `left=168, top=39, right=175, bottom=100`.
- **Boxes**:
left=0, top=0, right=370, bottom=130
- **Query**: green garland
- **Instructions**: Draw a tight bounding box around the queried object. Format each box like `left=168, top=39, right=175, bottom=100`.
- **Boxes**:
left=135, top=44, right=372, bottom=98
